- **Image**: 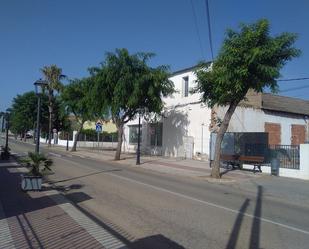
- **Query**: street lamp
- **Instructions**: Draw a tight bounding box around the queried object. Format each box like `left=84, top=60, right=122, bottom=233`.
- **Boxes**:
left=34, top=79, right=48, bottom=153
left=136, top=107, right=148, bottom=165
left=1, top=113, right=5, bottom=133
left=0, top=112, right=9, bottom=151
left=65, top=106, right=70, bottom=151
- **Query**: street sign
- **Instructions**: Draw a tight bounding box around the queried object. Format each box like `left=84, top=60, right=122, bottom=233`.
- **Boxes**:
left=95, top=122, right=103, bottom=133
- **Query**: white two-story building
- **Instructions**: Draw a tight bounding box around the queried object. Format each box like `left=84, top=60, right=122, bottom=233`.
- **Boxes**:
left=122, top=65, right=309, bottom=159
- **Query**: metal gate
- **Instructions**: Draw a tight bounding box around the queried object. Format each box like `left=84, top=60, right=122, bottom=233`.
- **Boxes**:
left=268, top=145, right=300, bottom=169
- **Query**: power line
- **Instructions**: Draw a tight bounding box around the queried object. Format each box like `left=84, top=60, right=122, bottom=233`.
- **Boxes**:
left=189, top=0, right=206, bottom=59
left=278, top=77, right=309, bottom=82
left=205, top=0, right=214, bottom=60
left=280, top=84, right=309, bottom=93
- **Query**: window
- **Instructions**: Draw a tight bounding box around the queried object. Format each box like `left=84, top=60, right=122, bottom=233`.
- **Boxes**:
left=129, top=125, right=142, bottom=144
left=182, top=76, right=189, bottom=97
left=291, top=124, right=306, bottom=145
left=264, top=122, right=281, bottom=145
left=149, top=123, right=163, bottom=146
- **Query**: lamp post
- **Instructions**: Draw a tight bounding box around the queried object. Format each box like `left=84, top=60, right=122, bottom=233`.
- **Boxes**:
left=136, top=112, right=142, bottom=165
left=65, top=106, right=70, bottom=151
left=0, top=112, right=10, bottom=150
left=5, top=113, right=9, bottom=151
left=1, top=114, right=5, bottom=133
left=136, top=107, right=148, bottom=165
left=34, top=79, right=48, bottom=153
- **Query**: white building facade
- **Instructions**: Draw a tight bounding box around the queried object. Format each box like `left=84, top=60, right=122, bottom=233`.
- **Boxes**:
left=123, top=65, right=309, bottom=159
left=123, top=66, right=211, bottom=158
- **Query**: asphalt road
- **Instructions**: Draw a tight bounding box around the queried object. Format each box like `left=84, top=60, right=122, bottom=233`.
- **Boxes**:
left=5, top=139, right=309, bottom=249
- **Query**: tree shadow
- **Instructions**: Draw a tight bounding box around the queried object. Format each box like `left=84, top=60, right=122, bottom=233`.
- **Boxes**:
left=225, top=185, right=263, bottom=249
left=249, top=185, right=263, bottom=249
left=46, top=168, right=122, bottom=184
left=131, top=234, right=186, bottom=249
left=225, top=199, right=250, bottom=249
left=41, top=183, right=84, bottom=192
left=0, top=160, right=187, bottom=249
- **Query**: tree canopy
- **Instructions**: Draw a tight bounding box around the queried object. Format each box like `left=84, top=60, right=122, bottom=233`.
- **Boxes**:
left=90, top=48, right=174, bottom=159
left=10, top=92, right=48, bottom=136
left=9, top=91, right=68, bottom=138
left=195, top=19, right=300, bottom=107
left=194, top=19, right=300, bottom=178
left=61, top=78, right=94, bottom=151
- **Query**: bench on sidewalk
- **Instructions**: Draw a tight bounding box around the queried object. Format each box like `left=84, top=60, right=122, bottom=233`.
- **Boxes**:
left=220, top=154, right=265, bottom=173
left=238, top=155, right=264, bottom=173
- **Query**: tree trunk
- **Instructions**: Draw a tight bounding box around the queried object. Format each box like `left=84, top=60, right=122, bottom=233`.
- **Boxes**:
left=114, top=124, right=123, bottom=160
left=71, top=123, right=83, bottom=152
left=211, top=101, right=239, bottom=178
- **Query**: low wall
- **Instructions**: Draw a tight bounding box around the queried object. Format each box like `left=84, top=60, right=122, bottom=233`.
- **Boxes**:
left=39, top=137, right=117, bottom=149
left=243, top=144, right=309, bottom=180
left=76, top=141, right=117, bottom=149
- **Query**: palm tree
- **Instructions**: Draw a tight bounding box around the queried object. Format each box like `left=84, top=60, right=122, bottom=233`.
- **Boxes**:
left=41, top=65, right=65, bottom=146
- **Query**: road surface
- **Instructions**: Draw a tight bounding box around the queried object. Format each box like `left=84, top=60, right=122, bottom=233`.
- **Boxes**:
left=5, top=139, right=309, bottom=249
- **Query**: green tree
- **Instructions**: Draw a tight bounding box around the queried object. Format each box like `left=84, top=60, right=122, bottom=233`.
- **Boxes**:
left=41, top=65, right=65, bottom=146
left=61, top=78, right=94, bottom=151
left=90, top=48, right=174, bottom=160
left=10, top=92, right=49, bottom=139
left=194, top=19, right=300, bottom=178
left=9, top=92, right=68, bottom=141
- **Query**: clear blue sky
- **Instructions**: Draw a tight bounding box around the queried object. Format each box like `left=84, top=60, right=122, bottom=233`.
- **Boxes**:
left=1, top=0, right=308, bottom=111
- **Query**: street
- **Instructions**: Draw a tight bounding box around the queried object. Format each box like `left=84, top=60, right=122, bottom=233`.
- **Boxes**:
left=2, top=139, right=308, bottom=249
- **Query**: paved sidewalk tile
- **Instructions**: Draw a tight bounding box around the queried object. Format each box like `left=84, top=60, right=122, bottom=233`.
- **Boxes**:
left=0, top=159, right=127, bottom=249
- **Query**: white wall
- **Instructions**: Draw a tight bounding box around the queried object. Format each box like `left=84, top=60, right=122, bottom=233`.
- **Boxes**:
left=217, top=106, right=307, bottom=145
left=123, top=68, right=212, bottom=158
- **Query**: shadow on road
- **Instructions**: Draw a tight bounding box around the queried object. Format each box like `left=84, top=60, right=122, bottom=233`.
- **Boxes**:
left=47, top=168, right=122, bottom=184
left=225, top=185, right=263, bottom=249
left=131, top=234, right=186, bottom=249
left=225, top=198, right=250, bottom=249
left=0, top=159, right=187, bottom=249
left=250, top=185, right=263, bottom=249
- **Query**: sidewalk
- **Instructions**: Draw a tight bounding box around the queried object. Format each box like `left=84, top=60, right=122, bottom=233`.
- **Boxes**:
left=48, top=145, right=264, bottom=182
left=0, top=158, right=128, bottom=249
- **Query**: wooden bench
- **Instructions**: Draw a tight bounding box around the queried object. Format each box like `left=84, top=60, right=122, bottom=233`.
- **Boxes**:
left=220, top=154, right=265, bottom=173
left=238, top=156, right=265, bottom=173
left=220, top=154, right=240, bottom=169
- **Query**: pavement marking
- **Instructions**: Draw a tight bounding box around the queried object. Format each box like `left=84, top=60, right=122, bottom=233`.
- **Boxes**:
left=0, top=201, right=16, bottom=249
left=46, top=190, right=128, bottom=249
left=107, top=173, right=309, bottom=236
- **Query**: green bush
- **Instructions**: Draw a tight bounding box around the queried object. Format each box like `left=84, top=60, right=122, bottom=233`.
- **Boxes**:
left=78, top=129, right=118, bottom=142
